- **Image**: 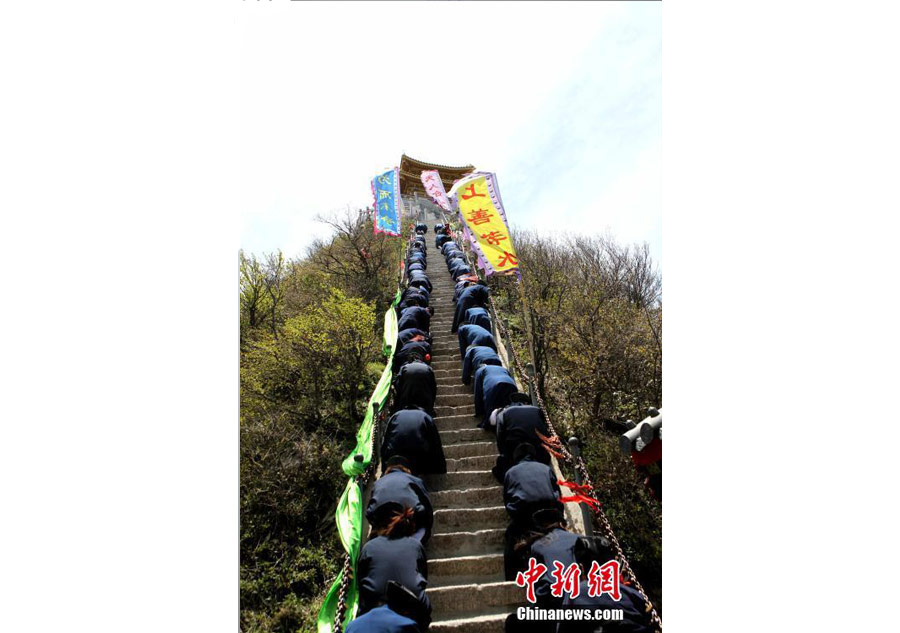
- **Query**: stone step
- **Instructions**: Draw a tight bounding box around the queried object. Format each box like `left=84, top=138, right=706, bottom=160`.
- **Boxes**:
left=428, top=581, right=523, bottom=617
left=427, top=527, right=505, bottom=557
left=437, top=427, right=492, bottom=445
left=426, top=469, right=497, bottom=490
left=433, top=383, right=471, bottom=396
left=432, top=359, right=460, bottom=370
left=435, top=413, right=482, bottom=431
left=435, top=404, right=475, bottom=418
left=433, top=369, right=460, bottom=380
left=445, top=454, right=496, bottom=472
left=429, top=607, right=510, bottom=633
left=432, top=506, right=507, bottom=532
left=443, top=441, right=495, bottom=460
left=434, top=392, right=472, bottom=407
left=428, top=553, right=506, bottom=586
left=431, top=486, right=504, bottom=510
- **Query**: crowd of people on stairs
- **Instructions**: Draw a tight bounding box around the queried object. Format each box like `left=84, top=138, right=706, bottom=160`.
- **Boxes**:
left=348, top=220, right=653, bottom=633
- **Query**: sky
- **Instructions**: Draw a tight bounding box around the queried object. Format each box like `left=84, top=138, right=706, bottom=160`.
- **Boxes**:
left=240, top=1, right=661, bottom=267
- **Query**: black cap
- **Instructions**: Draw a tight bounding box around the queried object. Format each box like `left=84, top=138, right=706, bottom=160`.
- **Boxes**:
left=532, top=507, right=565, bottom=529
left=513, top=442, right=536, bottom=463
left=385, top=455, right=411, bottom=470
left=575, top=535, right=614, bottom=566
left=509, top=392, right=531, bottom=405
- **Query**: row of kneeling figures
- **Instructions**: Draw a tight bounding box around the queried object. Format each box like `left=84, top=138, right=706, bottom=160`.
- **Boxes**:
left=349, top=224, right=444, bottom=633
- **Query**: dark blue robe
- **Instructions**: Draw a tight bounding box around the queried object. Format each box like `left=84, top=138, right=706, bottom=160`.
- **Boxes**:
left=494, top=403, right=551, bottom=478
left=558, top=582, right=654, bottom=632
left=461, top=345, right=502, bottom=386
left=397, top=328, right=431, bottom=347
left=407, top=272, right=432, bottom=293
left=392, top=340, right=432, bottom=373
left=397, top=306, right=431, bottom=332
left=392, top=363, right=437, bottom=416
left=345, top=605, right=421, bottom=633
left=452, top=284, right=490, bottom=332
left=367, top=470, right=433, bottom=543
left=449, top=262, right=471, bottom=280
left=529, top=528, right=581, bottom=607
left=457, top=324, right=497, bottom=359
left=503, top=456, right=562, bottom=524
left=357, top=536, right=431, bottom=627
left=381, top=406, right=445, bottom=474
left=465, top=306, right=492, bottom=331
left=473, top=364, right=518, bottom=427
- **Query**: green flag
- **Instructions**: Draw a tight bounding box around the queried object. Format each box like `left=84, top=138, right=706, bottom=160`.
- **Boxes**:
left=318, top=290, right=402, bottom=631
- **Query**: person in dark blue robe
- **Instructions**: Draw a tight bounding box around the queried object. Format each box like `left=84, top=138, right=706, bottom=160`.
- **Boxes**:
left=461, top=345, right=502, bottom=386
left=493, top=400, right=551, bottom=481
left=397, top=293, right=429, bottom=313
left=357, top=536, right=431, bottom=628
left=392, top=363, right=437, bottom=416
left=367, top=456, right=434, bottom=543
left=397, top=305, right=433, bottom=332
left=445, top=249, right=465, bottom=265
left=392, top=340, right=431, bottom=373
left=407, top=251, right=426, bottom=267
left=529, top=526, right=581, bottom=607
left=449, top=260, right=471, bottom=280
left=453, top=279, right=473, bottom=302
left=381, top=406, right=445, bottom=475
left=435, top=233, right=451, bottom=249
left=464, top=306, right=491, bottom=331
left=503, top=444, right=562, bottom=525
left=452, top=282, right=490, bottom=333
left=558, top=583, right=654, bottom=632
left=440, top=241, right=459, bottom=255
left=400, top=285, right=429, bottom=305
left=407, top=272, right=432, bottom=293
left=502, top=444, right=564, bottom=579
left=457, top=323, right=497, bottom=359
left=397, top=328, right=431, bottom=347
left=415, top=222, right=428, bottom=234
left=406, top=261, right=426, bottom=275
left=473, top=364, right=518, bottom=428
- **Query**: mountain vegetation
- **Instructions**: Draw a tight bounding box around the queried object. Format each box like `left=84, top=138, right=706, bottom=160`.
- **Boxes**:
left=239, top=213, right=661, bottom=631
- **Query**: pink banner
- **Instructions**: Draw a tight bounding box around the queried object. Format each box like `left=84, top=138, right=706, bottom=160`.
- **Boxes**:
left=420, top=170, right=452, bottom=211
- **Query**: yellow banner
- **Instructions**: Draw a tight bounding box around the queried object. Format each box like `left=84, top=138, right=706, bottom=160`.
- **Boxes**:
left=457, top=175, right=519, bottom=274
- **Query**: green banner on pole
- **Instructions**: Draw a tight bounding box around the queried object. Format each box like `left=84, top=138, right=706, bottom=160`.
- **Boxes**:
left=317, top=289, right=402, bottom=632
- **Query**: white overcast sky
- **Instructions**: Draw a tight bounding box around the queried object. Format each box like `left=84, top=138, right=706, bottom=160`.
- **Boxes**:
left=240, top=1, right=661, bottom=266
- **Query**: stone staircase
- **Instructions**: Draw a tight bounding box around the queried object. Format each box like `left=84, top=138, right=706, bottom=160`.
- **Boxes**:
left=419, top=237, right=525, bottom=632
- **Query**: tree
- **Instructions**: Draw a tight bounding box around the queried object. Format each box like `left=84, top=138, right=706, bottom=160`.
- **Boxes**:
left=263, top=251, right=285, bottom=339
left=240, top=250, right=268, bottom=330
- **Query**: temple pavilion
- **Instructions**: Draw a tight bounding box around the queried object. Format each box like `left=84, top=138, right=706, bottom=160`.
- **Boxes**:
left=398, top=154, right=475, bottom=197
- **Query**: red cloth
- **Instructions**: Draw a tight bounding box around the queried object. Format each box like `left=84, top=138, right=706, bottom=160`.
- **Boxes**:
left=631, top=438, right=661, bottom=467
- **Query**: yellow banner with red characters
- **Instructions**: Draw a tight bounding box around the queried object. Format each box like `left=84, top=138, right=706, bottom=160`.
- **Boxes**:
left=455, top=175, right=519, bottom=275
